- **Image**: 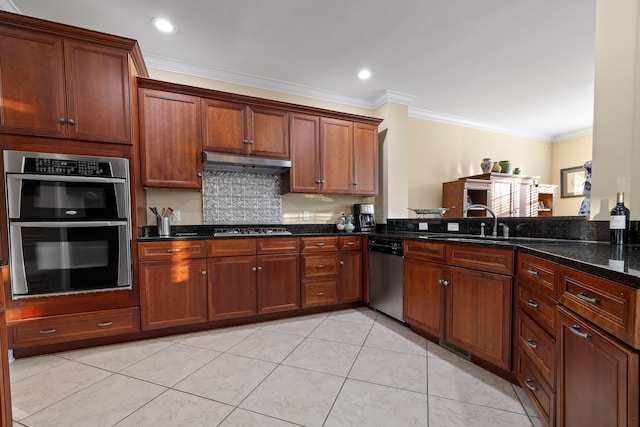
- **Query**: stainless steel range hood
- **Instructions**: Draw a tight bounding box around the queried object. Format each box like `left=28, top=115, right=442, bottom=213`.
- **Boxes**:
left=202, top=151, right=291, bottom=174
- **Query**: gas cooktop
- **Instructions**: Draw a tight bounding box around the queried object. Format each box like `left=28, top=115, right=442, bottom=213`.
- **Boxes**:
left=213, top=227, right=292, bottom=237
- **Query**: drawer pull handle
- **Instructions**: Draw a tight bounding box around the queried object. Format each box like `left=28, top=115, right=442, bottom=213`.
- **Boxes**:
left=526, top=299, right=539, bottom=308
left=577, top=292, right=600, bottom=304
left=525, top=339, right=537, bottom=349
left=524, top=379, right=537, bottom=391
left=316, top=292, right=326, bottom=296
left=315, top=242, right=325, bottom=246
left=98, top=322, right=113, bottom=327
left=39, top=328, right=57, bottom=335
left=316, top=264, right=326, bottom=269
left=569, top=325, right=592, bottom=339
left=526, top=269, right=538, bottom=276
left=167, top=249, right=181, bottom=253
left=347, top=242, right=355, bottom=245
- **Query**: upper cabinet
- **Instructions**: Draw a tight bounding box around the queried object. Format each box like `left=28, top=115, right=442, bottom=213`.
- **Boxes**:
left=288, top=116, right=379, bottom=195
left=138, top=87, right=202, bottom=188
left=201, top=98, right=289, bottom=159
left=0, top=15, right=145, bottom=144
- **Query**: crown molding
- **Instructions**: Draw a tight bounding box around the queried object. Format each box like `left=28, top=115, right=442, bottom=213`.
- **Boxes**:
left=372, top=90, right=416, bottom=108
left=551, top=127, right=593, bottom=142
left=408, top=107, right=555, bottom=142
left=144, top=53, right=376, bottom=110
left=0, top=0, right=20, bottom=13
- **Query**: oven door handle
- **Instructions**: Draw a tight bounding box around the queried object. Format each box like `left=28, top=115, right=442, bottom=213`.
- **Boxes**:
left=7, top=173, right=126, bottom=184
left=10, top=221, right=129, bottom=228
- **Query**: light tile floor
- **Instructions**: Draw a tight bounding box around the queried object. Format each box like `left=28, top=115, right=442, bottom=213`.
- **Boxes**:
left=10, top=308, right=543, bottom=426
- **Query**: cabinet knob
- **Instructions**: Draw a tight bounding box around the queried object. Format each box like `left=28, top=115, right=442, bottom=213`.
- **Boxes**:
left=248, top=140, right=254, bottom=145
left=58, top=117, right=67, bottom=124
left=243, top=139, right=250, bottom=144
left=67, top=118, right=75, bottom=125
left=339, top=260, right=344, bottom=266
left=252, top=267, right=257, bottom=272
left=257, top=266, right=262, bottom=271
left=201, top=271, right=207, bottom=275
left=352, top=182, right=357, bottom=186
left=197, top=172, right=203, bottom=177
left=315, top=180, right=322, bottom=184
left=438, top=279, right=449, bottom=286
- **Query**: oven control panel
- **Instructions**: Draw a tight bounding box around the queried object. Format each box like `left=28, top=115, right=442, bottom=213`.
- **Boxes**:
left=24, top=157, right=113, bottom=177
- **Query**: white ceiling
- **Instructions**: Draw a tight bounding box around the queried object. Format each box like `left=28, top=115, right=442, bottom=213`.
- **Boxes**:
left=3, top=0, right=595, bottom=141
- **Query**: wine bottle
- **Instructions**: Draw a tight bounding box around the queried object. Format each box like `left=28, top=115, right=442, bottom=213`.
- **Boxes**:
left=610, top=192, right=630, bottom=244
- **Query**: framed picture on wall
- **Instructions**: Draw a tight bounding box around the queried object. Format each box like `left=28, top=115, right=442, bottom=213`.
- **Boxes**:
left=560, top=166, right=587, bottom=198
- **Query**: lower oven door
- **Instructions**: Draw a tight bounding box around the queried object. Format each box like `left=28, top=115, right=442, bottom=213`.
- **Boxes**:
left=9, top=221, right=131, bottom=298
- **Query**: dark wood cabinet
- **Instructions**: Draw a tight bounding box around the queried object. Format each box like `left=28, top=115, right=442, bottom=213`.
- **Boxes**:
left=138, top=241, right=208, bottom=329
left=0, top=267, right=10, bottom=426
left=207, top=238, right=300, bottom=319
left=404, top=241, right=514, bottom=371
left=557, top=306, right=639, bottom=427
left=0, top=26, right=133, bottom=143
left=138, top=87, right=202, bottom=188
left=403, top=257, right=446, bottom=338
left=446, top=265, right=513, bottom=370
left=288, top=116, right=378, bottom=195
left=339, top=250, right=362, bottom=303
left=352, top=122, right=379, bottom=195
left=208, top=255, right=258, bottom=321
left=201, top=98, right=289, bottom=158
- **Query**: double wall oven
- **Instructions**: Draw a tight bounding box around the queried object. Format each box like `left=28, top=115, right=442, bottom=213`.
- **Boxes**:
left=4, top=150, right=132, bottom=299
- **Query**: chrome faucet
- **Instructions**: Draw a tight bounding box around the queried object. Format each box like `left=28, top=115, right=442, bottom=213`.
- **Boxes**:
left=465, top=204, right=498, bottom=238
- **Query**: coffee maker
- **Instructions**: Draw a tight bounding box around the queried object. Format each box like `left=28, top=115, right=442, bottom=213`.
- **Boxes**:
left=354, top=203, right=376, bottom=232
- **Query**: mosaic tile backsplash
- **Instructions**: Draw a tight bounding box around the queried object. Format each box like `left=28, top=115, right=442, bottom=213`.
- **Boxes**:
left=202, top=170, right=282, bottom=224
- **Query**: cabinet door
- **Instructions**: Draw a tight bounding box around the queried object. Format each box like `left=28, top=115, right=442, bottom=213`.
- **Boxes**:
left=139, top=259, right=208, bottom=329
left=0, top=27, right=67, bottom=138
left=208, top=256, right=257, bottom=320
left=403, top=258, right=446, bottom=337
left=557, top=307, right=639, bottom=427
left=352, top=122, right=378, bottom=195
left=446, top=266, right=512, bottom=370
left=288, top=113, right=320, bottom=192
left=201, top=98, right=247, bottom=154
left=339, top=251, right=362, bottom=303
left=139, top=88, right=202, bottom=188
left=0, top=310, right=11, bottom=426
left=64, top=40, right=131, bottom=143
left=257, top=253, right=300, bottom=314
left=491, top=179, right=517, bottom=217
left=320, top=118, right=353, bottom=193
left=248, top=105, right=289, bottom=158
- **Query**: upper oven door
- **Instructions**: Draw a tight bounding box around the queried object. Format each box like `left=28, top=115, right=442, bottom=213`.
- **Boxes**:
left=6, top=174, right=128, bottom=221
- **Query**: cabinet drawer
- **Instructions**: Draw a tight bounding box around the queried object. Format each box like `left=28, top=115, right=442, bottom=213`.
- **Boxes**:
left=516, top=350, right=555, bottom=427
left=517, top=253, right=558, bottom=300
left=517, top=280, right=557, bottom=336
left=207, top=239, right=257, bottom=257
left=516, top=308, right=555, bottom=386
left=302, top=280, right=338, bottom=307
left=301, top=237, right=339, bottom=252
left=302, top=253, right=339, bottom=279
left=447, top=244, right=514, bottom=275
left=559, top=266, right=638, bottom=348
left=139, top=240, right=206, bottom=261
left=9, top=307, right=140, bottom=348
left=404, top=240, right=446, bottom=263
left=257, top=237, right=300, bottom=254
left=338, top=236, right=362, bottom=251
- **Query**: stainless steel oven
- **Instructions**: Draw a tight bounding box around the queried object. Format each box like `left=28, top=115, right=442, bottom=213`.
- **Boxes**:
left=4, top=150, right=132, bottom=298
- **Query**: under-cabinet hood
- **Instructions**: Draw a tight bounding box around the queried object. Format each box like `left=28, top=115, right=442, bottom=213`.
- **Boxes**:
left=202, top=151, right=291, bottom=174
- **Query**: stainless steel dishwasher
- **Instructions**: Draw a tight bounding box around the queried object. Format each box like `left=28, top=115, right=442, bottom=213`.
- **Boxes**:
left=368, top=237, right=404, bottom=322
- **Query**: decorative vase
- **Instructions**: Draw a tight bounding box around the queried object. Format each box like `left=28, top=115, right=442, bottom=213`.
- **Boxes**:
left=498, top=160, right=512, bottom=174
left=491, top=162, right=501, bottom=173
left=481, top=158, right=493, bottom=173
left=513, top=167, right=522, bottom=175
left=344, top=215, right=355, bottom=232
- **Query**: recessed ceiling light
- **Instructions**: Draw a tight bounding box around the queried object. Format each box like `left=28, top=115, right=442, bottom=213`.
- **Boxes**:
left=152, top=17, right=175, bottom=33
left=358, top=69, right=372, bottom=80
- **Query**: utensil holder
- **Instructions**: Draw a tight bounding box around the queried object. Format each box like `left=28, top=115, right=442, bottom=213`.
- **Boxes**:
left=157, top=216, right=170, bottom=237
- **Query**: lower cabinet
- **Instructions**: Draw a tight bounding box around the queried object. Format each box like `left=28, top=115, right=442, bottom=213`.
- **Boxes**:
left=557, top=306, right=639, bottom=427
left=338, top=250, right=362, bottom=303
left=138, top=241, right=208, bottom=329
left=403, top=241, right=514, bottom=371
left=257, top=253, right=300, bottom=314
left=207, top=255, right=257, bottom=321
